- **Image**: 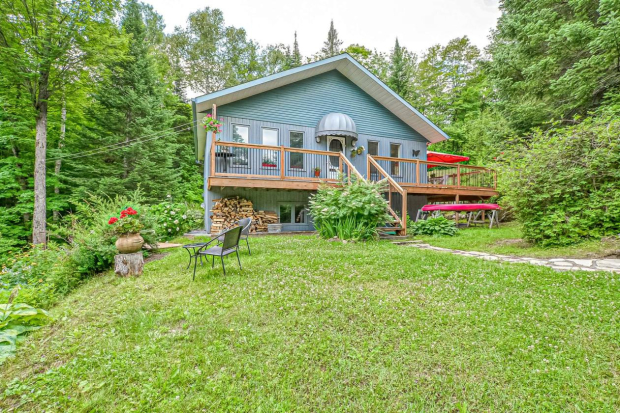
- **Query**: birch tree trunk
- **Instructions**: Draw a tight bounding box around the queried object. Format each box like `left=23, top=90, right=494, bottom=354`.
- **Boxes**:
left=32, top=81, right=49, bottom=246
left=53, top=95, right=67, bottom=221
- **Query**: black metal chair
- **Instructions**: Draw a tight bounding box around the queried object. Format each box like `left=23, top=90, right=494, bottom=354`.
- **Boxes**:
left=193, top=226, right=242, bottom=279
left=217, top=217, right=252, bottom=255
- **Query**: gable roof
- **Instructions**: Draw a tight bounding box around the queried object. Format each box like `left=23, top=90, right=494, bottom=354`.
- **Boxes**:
left=192, top=54, right=448, bottom=143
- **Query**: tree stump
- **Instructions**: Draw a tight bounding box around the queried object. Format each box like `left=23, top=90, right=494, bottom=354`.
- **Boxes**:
left=114, top=252, right=144, bottom=277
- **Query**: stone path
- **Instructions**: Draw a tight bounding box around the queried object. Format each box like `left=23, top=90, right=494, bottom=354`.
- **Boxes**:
left=401, top=242, right=620, bottom=273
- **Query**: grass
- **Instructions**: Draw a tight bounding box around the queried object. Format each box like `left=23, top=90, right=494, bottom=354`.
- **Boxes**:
left=1, top=235, right=619, bottom=412
left=417, top=222, right=620, bottom=259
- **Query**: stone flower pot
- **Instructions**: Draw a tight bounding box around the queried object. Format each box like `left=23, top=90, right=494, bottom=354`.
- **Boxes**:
left=115, top=233, right=144, bottom=254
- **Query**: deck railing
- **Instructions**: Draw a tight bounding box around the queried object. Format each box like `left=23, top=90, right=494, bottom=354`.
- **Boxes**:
left=367, top=156, right=407, bottom=234
left=369, top=155, right=497, bottom=190
left=211, top=141, right=363, bottom=183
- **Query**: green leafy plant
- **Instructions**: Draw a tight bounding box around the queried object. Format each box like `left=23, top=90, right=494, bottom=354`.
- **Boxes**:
left=411, top=216, right=458, bottom=236
left=1, top=289, right=51, bottom=364
left=309, top=178, right=391, bottom=241
left=498, top=113, right=620, bottom=246
left=149, top=200, right=202, bottom=240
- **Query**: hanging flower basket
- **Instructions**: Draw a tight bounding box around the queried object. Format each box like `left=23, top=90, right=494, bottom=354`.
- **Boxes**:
left=201, top=114, right=223, bottom=135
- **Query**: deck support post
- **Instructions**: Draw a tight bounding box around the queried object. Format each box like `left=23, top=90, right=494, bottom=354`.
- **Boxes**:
left=210, top=104, right=216, bottom=177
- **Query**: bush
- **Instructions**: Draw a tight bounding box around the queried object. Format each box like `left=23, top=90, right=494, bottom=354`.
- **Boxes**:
left=309, top=178, right=392, bottom=241
left=498, top=114, right=620, bottom=246
left=149, top=200, right=203, bottom=240
left=0, top=191, right=156, bottom=308
left=411, top=216, right=458, bottom=236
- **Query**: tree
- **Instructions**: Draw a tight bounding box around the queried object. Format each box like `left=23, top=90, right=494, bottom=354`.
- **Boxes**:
left=291, top=31, right=302, bottom=68
left=169, top=7, right=263, bottom=94
left=388, top=38, right=414, bottom=100
left=66, top=0, right=182, bottom=203
left=319, top=20, right=343, bottom=59
left=487, top=0, right=620, bottom=132
left=0, top=0, right=119, bottom=245
left=345, top=44, right=389, bottom=80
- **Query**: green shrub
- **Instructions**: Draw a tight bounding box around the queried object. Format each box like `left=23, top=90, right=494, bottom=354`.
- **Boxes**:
left=309, top=178, right=392, bottom=241
left=149, top=200, right=203, bottom=240
left=411, top=216, right=458, bottom=236
left=499, top=114, right=620, bottom=246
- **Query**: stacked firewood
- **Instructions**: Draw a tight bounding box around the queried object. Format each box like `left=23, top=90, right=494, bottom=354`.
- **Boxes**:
left=210, top=197, right=278, bottom=233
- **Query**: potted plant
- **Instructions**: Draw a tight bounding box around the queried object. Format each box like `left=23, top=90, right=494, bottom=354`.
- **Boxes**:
left=262, top=155, right=277, bottom=168
left=350, top=149, right=357, bottom=158
left=314, top=166, right=321, bottom=177
left=108, top=207, right=145, bottom=254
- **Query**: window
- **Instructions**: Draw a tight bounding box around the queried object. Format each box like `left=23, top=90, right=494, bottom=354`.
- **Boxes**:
left=261, top=128, right=278, bottom=146
left=232, top=124, right=249, bottom=166
left=368, top=141, right=379, bottom=156
left=261, top=128, right=279, bottom=167
left=289, top=131, right=304, bottom=169
left=390, top=143, right=401, bottom=176
left=279, top=203, right=307, bottom=224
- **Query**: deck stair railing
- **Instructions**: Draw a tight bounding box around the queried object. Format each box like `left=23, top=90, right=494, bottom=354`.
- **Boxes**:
left=367, top=155, right=407, bottom=235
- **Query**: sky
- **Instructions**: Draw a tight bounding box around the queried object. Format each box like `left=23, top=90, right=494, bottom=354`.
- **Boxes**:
left=143, top=0, right=502, bottom=56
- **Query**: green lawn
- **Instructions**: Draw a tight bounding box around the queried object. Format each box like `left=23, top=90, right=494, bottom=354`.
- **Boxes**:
left=417, top=222, right=620, bottom=259
left=1, top=235, right=619, bottom=412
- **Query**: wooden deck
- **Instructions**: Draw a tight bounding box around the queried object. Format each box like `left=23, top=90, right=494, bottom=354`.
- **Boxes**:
left=208, top=142, right=498, bottom=198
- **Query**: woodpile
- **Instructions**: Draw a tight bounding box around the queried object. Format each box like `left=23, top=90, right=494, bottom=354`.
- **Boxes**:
left=210, top=197, right=278, bottom=233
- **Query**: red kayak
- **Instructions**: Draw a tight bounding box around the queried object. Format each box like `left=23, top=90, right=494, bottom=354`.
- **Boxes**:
left=422, top=203, right=500, bottom=212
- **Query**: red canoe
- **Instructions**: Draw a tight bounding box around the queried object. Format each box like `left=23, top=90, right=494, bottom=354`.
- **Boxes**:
left=427, top=151, right=470, bottom=164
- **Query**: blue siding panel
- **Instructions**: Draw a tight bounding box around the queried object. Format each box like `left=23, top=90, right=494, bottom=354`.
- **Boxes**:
left=214, top=71, right=427, bottom=142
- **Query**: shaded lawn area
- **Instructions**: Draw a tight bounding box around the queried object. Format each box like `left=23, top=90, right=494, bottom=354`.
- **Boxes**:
left=418, top=222, right=620, bottom=259
left=1, top=235, right=619, bottom=412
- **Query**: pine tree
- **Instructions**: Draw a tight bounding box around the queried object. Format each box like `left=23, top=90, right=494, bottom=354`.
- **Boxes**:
left=291, top=32, right=302, bottom=68
left=320, top=20, right=343, bottom=59
left=69, top=0, right=181, bottom=203
left=388, top=38, right=411, bottom=100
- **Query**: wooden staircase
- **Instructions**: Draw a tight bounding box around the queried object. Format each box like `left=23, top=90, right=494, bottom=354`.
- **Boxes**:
left=367, top=155, right=407, bottom=236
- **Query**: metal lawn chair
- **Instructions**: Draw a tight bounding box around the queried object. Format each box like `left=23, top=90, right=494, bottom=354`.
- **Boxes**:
left=193, top=226, right=242, bottom=279
left=217, top=217, right=252, bottom=255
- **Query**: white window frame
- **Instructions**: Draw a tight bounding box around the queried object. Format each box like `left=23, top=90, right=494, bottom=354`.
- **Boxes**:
left=230, top=124, right=250, bottom=168
left=289, top=130, right=305, bottom=171
left=260, top=127, right=279, bottom=169
left=368, top=140, right=379, bottom=156
left=261, top=127, right=279, bottom=146
left=278, top=202, right=308, bottom=224
left=390, top=143, right=402, bottom=177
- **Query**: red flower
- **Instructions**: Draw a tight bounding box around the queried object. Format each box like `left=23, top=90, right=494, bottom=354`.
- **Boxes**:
left=120, top=210, right=127, bottom=218
left=108, top=217, right=118, bottom=225
left=125, top=207, right=137, bottom=215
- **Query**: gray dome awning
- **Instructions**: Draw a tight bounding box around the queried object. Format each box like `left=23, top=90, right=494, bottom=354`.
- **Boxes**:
left=315, top=113, right=357, bottom=140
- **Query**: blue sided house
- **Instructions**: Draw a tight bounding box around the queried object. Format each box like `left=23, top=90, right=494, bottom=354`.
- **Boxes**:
left=192, top=54, right=497, bottom=234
